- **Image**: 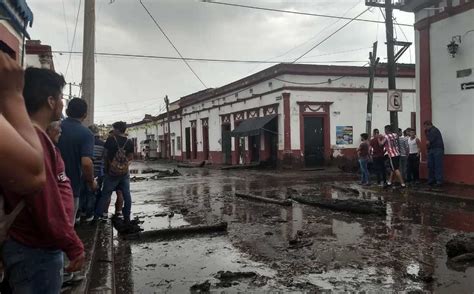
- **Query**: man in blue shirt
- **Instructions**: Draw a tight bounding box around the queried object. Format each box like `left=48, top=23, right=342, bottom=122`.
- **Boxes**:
left=58, top=98, right=97, bottom=224
left=424, top=120, right=444, bottom=187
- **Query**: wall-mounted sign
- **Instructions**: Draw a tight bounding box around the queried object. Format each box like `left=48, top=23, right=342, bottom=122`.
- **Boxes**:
left=461, top=82, right=474, bottom=90
left=387, top=90, right=403, bottom=112
left=336, top=126, right=353, bottom=145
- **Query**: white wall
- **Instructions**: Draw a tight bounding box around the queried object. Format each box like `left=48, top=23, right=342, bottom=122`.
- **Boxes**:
left=429, top=10, right=474, bottom=155
left=133, top=70, right=416, bottom=158
left=290, top=90, right=416, bottom=150
left=25, top=54, right=41, bottom=68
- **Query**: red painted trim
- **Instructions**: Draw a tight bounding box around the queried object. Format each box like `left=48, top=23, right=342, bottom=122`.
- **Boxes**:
left=419, top=27, right=432, bottom=164
left=414, top=1, right=474, bottom=30
left=179, top=64, right=415, bottom=107
left=0, top=24, right=20, bottom=61
left=298, top=103, right=332, bottom=163
left=283, top=93, right=291, bottom=151
left=179, top=86, right=415, bottom=118
left=443, top=155, right=474, bottom=184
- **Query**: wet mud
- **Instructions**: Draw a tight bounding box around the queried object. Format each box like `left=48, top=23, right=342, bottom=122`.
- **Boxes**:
left=114, top=162, right=474, bottom=293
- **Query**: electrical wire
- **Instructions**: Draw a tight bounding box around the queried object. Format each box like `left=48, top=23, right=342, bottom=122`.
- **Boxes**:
left=293, top=8, right=371, bottom=63
left=250, top=0, right=363, bottom=66
left=272, top=62, right=369, bottom=85
left=52, top=50, right=366, bottom=64
left=201, top=1, right=412, bottom=27
left=138, top=0, right=208, bottom=88
left=61, top=0, right=70, bottom=50
left=65, top=0, right=82, bottom=78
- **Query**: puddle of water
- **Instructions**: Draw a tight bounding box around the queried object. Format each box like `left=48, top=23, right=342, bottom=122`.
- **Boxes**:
left=299, top=266, right=422, bottom=291
left=118, top=161, right=474, bottom=292
left=118, top=236, right=282, bottom=293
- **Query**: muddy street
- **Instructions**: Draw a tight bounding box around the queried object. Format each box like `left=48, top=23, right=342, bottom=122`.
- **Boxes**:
left=113, top=162, right=474, bottom=293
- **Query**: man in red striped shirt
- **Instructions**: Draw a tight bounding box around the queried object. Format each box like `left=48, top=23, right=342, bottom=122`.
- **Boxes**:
left=379, top=125, right=406, bottom=188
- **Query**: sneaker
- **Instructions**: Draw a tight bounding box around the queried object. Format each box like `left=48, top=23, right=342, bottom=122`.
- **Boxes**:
left=75, top=217, right=81, bottom=223
left=85, top=215, right=94, bottom=222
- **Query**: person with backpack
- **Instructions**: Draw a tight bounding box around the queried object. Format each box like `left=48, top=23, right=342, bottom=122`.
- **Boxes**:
left=1, top=67, right=84, bottom=293
left=95, top=121, right=134, bottom=224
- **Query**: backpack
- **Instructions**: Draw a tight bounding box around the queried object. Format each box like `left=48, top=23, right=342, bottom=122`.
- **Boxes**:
left=108, top=136, right=130, bottom=176
left=0, top=194, right=25, bottom=278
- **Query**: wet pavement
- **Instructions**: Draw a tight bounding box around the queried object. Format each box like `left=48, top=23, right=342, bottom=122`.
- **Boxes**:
left=114, top=161, right=474, bottom=293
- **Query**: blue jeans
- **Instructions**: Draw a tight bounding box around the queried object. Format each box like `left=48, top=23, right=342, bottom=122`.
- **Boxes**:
left=2, top=239, right=63, bottom=294
left=428, top=148, right=444, bottom=184
left=80, top=181, right=96, bottom=218
left=95, top=173, right=132, bottom=221
left=359, top=158, right=369, bottom=184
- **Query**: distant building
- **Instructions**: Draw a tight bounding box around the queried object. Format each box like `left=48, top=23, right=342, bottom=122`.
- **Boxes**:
left=25, top=40, right=54, bottom=70
left=128, top=63, right=416, bottom=167
left=400, top=0, right=474, bottom=184
left=0, top=0, right=33, bottom=63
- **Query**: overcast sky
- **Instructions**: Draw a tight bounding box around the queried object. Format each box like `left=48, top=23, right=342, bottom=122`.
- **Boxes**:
left=27, top=0, right=415, bottom=124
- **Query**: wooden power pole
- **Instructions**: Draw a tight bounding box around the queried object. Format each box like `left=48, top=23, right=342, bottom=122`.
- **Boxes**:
left=366, top=41, right=380, bottom=134
left=384, top=0, right=398, bottom=130
left=82, top=0, right=95, bottom=126
left=164, top=95, right=171, bottom=160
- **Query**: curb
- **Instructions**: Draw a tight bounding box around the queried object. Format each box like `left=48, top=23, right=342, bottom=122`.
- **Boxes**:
left=67, top=223, right=100, bottom=294
left=87, top=220, right=115, bottom=293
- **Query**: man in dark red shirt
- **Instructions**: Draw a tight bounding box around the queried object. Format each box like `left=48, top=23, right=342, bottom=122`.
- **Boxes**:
left=2, top=67, right=84, bottom=293
left=370, top=129, right=386, bottom=186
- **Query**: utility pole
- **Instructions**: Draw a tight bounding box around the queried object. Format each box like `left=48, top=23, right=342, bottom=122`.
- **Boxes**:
left=164, top=95, right=171, bottom=160
left=385, top=0, right=398, bottom=130
left=366, top=41, right=380, bottom=134
left=82, top=0, right=95, bottom=126
left=69, top=82, right=72, bottom=100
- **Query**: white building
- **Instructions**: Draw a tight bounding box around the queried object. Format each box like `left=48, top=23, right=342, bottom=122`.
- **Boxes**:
left=25, top=40, right=54, bottom=70
left=128, top=63, right=416, bottom=167
left=400, top=0, right=474, bottom=184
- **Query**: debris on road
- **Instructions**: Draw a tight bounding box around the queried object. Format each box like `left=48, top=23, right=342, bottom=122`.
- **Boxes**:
left=214, top=271, right=267, bottom=288
left=235, top=192, right=292, bottom=206
left=329, top=184, right=360, bottom=195
left=130, top=176, right=147, bottom=182
left=290, top=194, right=386, bottom=216
left=177, top=161, right=206, bottom=168
left=190, top=280, right=211, bottom=293
left=220, top=162, right=261, bottom=170
left=136, top=222, right=228, bottom=241
left=446, top=234, right=474, bottom=259
left=111, top=216, right=144, bottom=236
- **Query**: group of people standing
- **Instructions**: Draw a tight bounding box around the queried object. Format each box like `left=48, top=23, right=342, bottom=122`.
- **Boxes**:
left=357, top=121, right=444, bottom=188
left=0, top=52, right=136, bottom=293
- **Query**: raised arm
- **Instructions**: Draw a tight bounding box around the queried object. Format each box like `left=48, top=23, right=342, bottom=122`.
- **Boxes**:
left=0, top=52, right=45, bottom=194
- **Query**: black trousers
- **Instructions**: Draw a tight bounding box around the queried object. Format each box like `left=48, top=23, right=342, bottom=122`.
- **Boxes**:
left=407, top=153, right=420, bottom=182
left=373, top=156, right=386, bottom=184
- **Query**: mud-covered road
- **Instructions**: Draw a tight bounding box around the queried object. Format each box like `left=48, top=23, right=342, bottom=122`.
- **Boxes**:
left=113, top=162, right=474, bottom=293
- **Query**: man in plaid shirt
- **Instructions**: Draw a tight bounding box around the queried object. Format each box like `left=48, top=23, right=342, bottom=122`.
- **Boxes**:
left=378, top=125, right=406, bottom=188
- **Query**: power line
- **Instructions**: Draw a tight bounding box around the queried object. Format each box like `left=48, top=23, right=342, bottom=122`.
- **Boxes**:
left=293, top=8, right=371, bottom=63
left=245, top=0, right=363, bottom=74
left=138, top=0, right=208, bottom=88
left=304, top=46, right=371, bottom=59
left=61, top=0, right=70, bottom=50
left=52, top=50, right=366, bottom=64
left=273, top=62, right=369, bottom=85
left=65, top=0, right=82, bottom=78
left=201, top=1, right=412, bottom=27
